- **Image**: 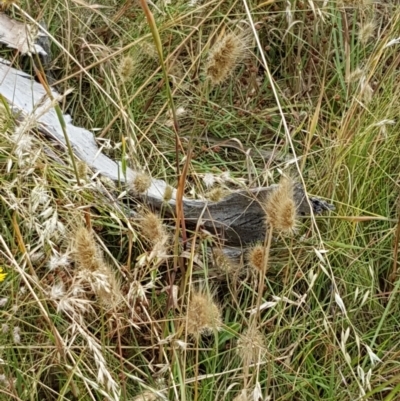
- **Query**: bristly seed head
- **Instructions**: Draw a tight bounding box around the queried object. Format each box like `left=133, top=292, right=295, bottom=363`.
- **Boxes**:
left=72, top=226, right=103, bottom=271
left=163, top=185, right=173, bottom=203
left=132, top=390, right=160, bottom=401
left=247, top=244, right=267, bottom=273
left=205, top=31, right=249, bottom=85
left=76, top=161, right=88, bottom=180
left=202, top=172, right=215, bottom=188
left=213, top=249, right=238, bottom=274
left=118, top=56, right=135, bottom=82
left=237, top=324, right=266, bottom=364
left=358, top=21, right=376, bottom=45
left=132, top=172, right=151, bottom=194
left=347, top=67, right=364, bottom=83
left=264, top=177, right=298, bottom=234
left=185, top=290, right=222, bottom=337
left=139, top=211, right=169, bottom=248
left=206, top=187, right=228, bottom=202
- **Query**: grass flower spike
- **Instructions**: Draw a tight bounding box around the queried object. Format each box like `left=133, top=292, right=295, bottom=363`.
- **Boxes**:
left=265, top=177, right=298, bottom=234
left=205, top=31, right=249, bottom=85
left=247, top=244, right=267, bottom=273
left=185, top=290, right=222, bottom=337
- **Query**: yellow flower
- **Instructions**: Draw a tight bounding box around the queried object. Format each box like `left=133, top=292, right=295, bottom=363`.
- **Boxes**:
left=0, top=267, right=7, bottom=282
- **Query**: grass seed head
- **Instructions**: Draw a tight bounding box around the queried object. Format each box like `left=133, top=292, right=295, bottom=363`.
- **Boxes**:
left=76, top=161, right=88, bottom=180
left=94, top=265, right=123, bottom=309
left=140, top=41, right=158, bottom=60
left=139, top=211, right=169, bottom=248
left=72, top=226, right=103, bottom=271
left=206, top=187, right=228, bottom=202
left=358, top=21, right=376, bottom=44
left=213, top=249, right=238, bottom=274
left=132, top=172, right=151, bottom=194
left=132, top=391, right=159, bottom=401
left=163, top=185, right=173, bottom=202
left=347, top=67, right=364, bottom=83
left=360, top=78, right=374, bottom=104
left=118, top=56, right=135, bottom=82
left=265, top=177, right=297, bottom=234
left=237, top=325, right=266, bottom=364
left=185, top=290, right=222, bottom=337
left=205, top=31, right=249, bottom=85
left=247, top=244, right=267, bottom=273
left=202, top=172, right=215, bottom=188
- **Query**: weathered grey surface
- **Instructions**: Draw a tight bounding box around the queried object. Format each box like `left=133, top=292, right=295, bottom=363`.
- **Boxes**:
left=0, top=14, right=47, bottom=56
left=0, top=57, right=333, bottom=246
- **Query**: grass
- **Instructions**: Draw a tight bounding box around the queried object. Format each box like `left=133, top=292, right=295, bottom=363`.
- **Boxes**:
left=1, top=0, right=400, bottom=400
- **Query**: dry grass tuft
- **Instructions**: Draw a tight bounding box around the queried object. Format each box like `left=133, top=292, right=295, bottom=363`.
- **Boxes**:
left=205, top=31, right=249, bottom=85
left=1, top=0, right=399, bottom=399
